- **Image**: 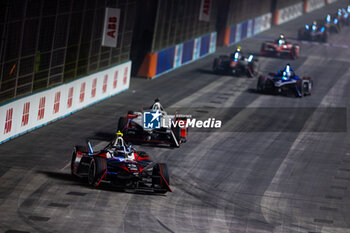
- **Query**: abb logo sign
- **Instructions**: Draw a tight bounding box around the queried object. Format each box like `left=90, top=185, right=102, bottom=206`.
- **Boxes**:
left=4, top=108, right=13, bottom=134
left=91, top=78, right=97, bottom=98
left=67, top=87, right=74, bottom=108
left=37, top=97, right=46, bottom=120
left=123, top=67, right=128, bottom=85
left=113, top=71, right=118, bottom=89
left=53, top=92, right=61, bottom=114
left=103, top=75, right=108, bottom=93
left=102, top=8, right=121, bottom=47
left=107, top=17, right=117, bottom=38
left=80, top=83, right=86, bottom=103
left=199, top=0, right=211, bottom=22
left=22, top=102, right=30, bottom=126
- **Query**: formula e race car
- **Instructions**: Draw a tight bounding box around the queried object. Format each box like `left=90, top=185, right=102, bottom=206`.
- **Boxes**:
left=298, top=21, right=328, bottom=42
left=335, top=8, right=349, bottom=26
left=257, top=64, right=313, bottom=97
left=212, top=46, right=258, bottom=77
left=260, top=34, right=300, bottom=59
left=323, top=14, right=341, bottom=33
left=118, top=99, right=188, bottom=147
left=71, top=132, right=172, bottom=193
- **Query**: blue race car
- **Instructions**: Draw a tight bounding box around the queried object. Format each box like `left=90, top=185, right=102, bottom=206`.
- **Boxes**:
left=298, top=21, right=328, bottom=42
left=257, top=64, right=313, bottom=97
left=323, top=14, right=341, bottom=33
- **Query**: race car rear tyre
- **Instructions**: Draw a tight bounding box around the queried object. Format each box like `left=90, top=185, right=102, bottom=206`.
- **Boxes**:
left=302, top=77, right=313, bottom=95
left=322, top=33, right=328, bottom=43
left=118, top=117, right=126, bottom=131
left=152, top=163, right=170, bottom=193
left=213, top=59, right=220, bottom=73
left=88, top=157, right=107, bottom=187
left=260, top=43, right=266, bottom=55
left=291, top=47, right=297, bottom=59
left=297, top=29, right=304, bottom=41
left=257, top=76, right=266, bottom=92
left=296, top=80, right=304, bottom=97
left=71, top=151, right=77, bottom=176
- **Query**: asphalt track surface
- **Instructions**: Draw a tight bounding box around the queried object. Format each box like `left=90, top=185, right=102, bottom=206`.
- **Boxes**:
left=1, top=1, right=350, bottom=232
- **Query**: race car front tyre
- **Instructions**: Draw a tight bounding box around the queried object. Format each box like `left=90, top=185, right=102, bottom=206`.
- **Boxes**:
left=291, top=47, right=298, bottom=59
left=88, top=157, right=107, bottom=187
left=152, top=163, right=170, bottom=193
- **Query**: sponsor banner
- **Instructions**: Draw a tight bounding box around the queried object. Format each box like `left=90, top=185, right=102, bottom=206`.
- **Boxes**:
left=193, top=38, right=201, bottom=60
left=235, top=23, right=242, bottom=43
left=209, top=32, right=216, bottom=53
left=199, top=0, right=211, bottom=22
left=0, top=61, right=131, bottom=144
left=247, top=20, right=254, bottom=38
left=223, top=12, right=271, bottom=46
left=254, top=13, right=272, bottom=34
left=306, top=0, right=325, bottom=12
left=326, top=0, right=338, bottom=4
left=150, top=32, right=216, bottom=78
left=173, top=44, right=183, bottom=68
left=102, top=8, right=121, bottom=47
left=277, top=2, right=303, bottom=25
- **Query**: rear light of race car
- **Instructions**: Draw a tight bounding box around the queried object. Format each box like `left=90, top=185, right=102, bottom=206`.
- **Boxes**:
left=230, top=61, right=238, bottom=67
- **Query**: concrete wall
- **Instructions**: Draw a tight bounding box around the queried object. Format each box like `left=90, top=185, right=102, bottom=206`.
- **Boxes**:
left=138, top=32, right=217, bottom=79
left=0, top=61, right=131, bottom=144
left=218, top=13, right=272, bottom=46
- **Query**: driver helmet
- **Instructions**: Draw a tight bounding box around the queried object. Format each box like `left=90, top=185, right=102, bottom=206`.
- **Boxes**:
left=278, top=34, right=286, bottom=45
left=312, top=21, right=317, bottom=31
left=113, top=131, right=130, bottom=153
left=151, top=98, right=164, bottom=111
left=282, top=64, right=294, bottom=78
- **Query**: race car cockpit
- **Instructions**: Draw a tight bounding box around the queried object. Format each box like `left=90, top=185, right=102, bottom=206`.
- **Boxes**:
left=276, top=34, right=286, bottom=46
left=107, top=131, right=135, bottom=160
left=230, top=46, right=243, bottom=61
left=277, top=64, right=296, bottom=80
left=149, top=98, right=167, bottom=116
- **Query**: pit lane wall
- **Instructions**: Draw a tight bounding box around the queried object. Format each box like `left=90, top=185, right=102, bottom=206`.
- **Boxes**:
left=274, top=2, right=303, bottom=25
left=304, top=0, right=325, bottom=12
left=218, top=12, right=272, bottom=46
left=137, top=32, right=216, bottom=79
left=275, top=0, right=337, bottom=25
left=0, top=61, right=131, bottom=144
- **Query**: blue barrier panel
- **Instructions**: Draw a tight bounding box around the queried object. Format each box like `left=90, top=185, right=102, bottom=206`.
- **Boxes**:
left=248, top=20, right=253, bottom=37
left=241, top=21, right=248, bottom=39
left=229, top=26, right=236, bottom=44
left=174, top=44, right=183, bottom=68
left=200, top=34, right=210, bottom=57
left=182, top=40, right=194, bottom=64
left=156, top=47, right=175, bottom=75
left=252, top=19, right=256, bottom=35
left=209, top=32, right=216, bottom=53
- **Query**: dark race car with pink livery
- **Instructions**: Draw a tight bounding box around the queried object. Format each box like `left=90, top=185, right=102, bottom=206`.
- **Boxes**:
left=260, top=34, right=300, bottom=59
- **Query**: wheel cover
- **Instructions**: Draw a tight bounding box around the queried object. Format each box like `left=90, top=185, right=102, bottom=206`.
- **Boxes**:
left=88, top=160, right=96, bottom=185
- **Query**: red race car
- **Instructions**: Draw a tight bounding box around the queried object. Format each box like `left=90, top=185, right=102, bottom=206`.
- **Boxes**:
left=260, top=34, right=300, bottom=59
